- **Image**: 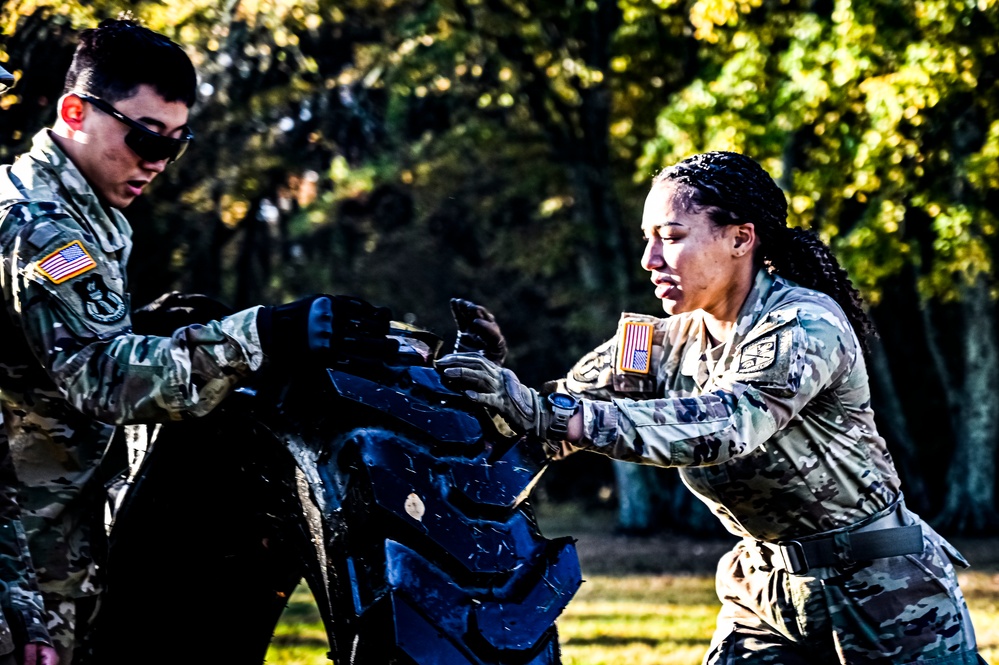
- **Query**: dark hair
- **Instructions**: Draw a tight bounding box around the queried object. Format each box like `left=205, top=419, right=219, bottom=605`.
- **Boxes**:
left=64, top=18, right=196, bottom=107
left=653, top=151, right=877, bottom=345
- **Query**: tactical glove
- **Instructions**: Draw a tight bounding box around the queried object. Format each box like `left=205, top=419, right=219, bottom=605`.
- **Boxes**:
left=437, top=353, right=549, bottom=437
left=131, top=291, right=235, bottom=336
left=257, top=294, right=396, bottom=365
left=449, top=298, right=507, bottom=365
left=257, top=294, right=333, bottom=363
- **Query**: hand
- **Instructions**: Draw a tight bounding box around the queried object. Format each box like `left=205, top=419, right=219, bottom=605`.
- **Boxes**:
left=449, top=298, right=507, bottom=365
left=258, top=294, right=395, bottom=365
left=131, top=292, right=235, bottom=336
left=22, top=642, right=59, bottom=665
left=437, top=353, right=546, bottom=436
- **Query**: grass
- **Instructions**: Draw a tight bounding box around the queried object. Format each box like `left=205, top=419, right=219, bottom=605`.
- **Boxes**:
left=264, top=503, right=999, bottom=664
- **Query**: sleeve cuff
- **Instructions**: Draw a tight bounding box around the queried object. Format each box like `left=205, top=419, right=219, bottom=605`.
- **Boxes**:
left=580, top=399, right=620, bottom=449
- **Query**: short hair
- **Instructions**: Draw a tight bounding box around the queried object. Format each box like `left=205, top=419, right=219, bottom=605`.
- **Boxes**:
left=63, top=18, right=196, bottom=107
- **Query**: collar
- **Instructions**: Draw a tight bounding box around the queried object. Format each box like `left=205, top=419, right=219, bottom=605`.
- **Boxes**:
left=13, top=129, right=131, bottom=253
left=731, top=268, right=778, bottom=341
left=678, top=269, right=780, bottom=389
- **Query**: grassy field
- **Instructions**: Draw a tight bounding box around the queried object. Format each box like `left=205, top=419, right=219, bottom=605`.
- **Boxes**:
left=265, top=504, right=999, bottom=664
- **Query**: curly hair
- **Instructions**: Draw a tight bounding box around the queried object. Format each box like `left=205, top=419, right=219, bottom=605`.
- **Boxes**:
left=652, top=151, right=877, bottom=345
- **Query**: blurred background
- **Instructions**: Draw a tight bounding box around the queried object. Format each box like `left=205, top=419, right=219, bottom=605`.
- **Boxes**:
left=2, top=0, right=998, bottom=539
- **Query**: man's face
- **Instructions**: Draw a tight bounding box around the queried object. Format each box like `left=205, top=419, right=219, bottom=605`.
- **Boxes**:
left=640, top=184, right=748, bottom=317
left=72, top=84, right=190, bottom=209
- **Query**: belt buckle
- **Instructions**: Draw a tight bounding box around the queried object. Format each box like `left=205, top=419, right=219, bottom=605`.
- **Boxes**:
left=779, top=540, right=809, bottom=575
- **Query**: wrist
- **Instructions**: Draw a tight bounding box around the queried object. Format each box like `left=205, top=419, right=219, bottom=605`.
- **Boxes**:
left=566, top=409, right=583, bottom=443
left=544, top=392, right=579, bottom=440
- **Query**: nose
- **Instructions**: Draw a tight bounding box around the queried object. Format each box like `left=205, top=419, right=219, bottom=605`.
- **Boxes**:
left=141, top=158, right=169, bottom=175
left=641, top=236, right=662, bottom=272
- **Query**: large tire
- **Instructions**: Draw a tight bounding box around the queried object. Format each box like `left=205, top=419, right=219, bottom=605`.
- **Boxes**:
left=91, top=407, right=309, bottom=664
left=276, top=360, right=581, bottom=665
left=94, top=330, right=580, bottom=664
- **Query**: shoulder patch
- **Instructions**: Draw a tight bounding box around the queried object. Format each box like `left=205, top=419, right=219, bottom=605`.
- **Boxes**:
left=37, top=240, right=96, bottom=284
left=72, top=273, right=127, bottom=324
left=737, top=333, right=777, bottom=373
left=617, top=321, right=653, bottom=374
left=25, top=221, right=63, bottom=249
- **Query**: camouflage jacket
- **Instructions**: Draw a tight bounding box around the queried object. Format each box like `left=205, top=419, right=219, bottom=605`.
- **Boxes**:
left=0, top=424, right=51, bottom=654
left=561, top=269, right=901, bottom=541
left=0, top=130, right=265, bottom=598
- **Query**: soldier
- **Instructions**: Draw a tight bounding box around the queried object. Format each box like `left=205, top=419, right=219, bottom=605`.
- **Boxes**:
left=0, top=60, right=59, bottom=665
left=0, top=19, right=386, bottom=663
left=438, top=152, right=987, bottom=664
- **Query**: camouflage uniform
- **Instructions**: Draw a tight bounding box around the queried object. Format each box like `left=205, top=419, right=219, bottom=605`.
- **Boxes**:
left=559, top=269, right=981, bottom=664
left=0, top=130, right=265, bottom=658
left=0, top=423, right=52, bottom=658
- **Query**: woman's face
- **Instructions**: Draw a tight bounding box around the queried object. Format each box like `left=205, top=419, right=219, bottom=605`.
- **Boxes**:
left=640, top=184, right=752, bottom=317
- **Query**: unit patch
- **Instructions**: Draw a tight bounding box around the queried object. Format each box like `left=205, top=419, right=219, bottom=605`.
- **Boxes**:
left=37, top=240, right=96, bottom=284
left=737, top=333, right=778, bottom=373
left=73, top=273, right=127, bottom=324
left=617, top=321, right=653, bottom=374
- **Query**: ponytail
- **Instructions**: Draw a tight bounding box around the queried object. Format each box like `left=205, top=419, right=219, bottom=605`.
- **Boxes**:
left=762, top=226, right=877, bottom=347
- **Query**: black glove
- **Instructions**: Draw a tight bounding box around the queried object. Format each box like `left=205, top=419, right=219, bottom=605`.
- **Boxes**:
left=449, top=298, right=507, bottom=365
left=131, top=292, right=235, bottom=336
left=257, top=294, right=395, bottom=365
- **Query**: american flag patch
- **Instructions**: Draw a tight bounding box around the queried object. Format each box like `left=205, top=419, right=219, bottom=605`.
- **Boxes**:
left=617, top=321, right=653, bottom=374
left=37, top=240, right=97, bottom=284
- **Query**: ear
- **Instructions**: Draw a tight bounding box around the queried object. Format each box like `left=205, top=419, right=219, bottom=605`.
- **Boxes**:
left=731, top=223, right=756, bottom=258
left=58, top=94, right=86, bottom=131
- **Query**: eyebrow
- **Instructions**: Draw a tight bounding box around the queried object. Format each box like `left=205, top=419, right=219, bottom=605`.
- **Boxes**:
left=644, top=221, right=685, bottom=233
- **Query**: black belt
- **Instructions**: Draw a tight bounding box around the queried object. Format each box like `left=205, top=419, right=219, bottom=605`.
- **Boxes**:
left=776, top=521, right=924, bottom=575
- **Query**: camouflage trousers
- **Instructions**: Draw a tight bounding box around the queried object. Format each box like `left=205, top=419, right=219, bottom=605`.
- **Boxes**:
left=41, top=592, right=98, bottom=665
left=705, top=510, right=983, bottom=664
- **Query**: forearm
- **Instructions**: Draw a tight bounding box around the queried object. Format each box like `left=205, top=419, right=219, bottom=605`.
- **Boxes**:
left=56, top=307, right=264, bottom=424
left=570, top=386, right=778, bottom=468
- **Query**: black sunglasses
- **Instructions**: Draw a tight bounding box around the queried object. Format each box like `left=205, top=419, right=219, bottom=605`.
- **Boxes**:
left=77, top=93, right=193, bottom=163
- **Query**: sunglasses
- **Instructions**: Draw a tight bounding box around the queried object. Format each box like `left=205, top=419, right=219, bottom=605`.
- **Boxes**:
left=77, top=93, right=193, bottom=163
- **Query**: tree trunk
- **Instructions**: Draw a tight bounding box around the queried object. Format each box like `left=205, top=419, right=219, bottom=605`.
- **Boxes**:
left=866, top=337, right=930, bottom=514
left=934, top=276, right=999, bottom=534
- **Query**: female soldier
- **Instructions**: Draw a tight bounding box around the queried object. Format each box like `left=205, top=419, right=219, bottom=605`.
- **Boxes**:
left=438, top=151, right=986, bottom=664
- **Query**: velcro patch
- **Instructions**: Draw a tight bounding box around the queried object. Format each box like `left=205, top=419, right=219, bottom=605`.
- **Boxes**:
left=37, top=240, right=96, bottom=284
left=737, top=333, right=777, bottom=373
left=617, top=321, right=653, bottom=374
left=73, top=273, right=127, bottom=324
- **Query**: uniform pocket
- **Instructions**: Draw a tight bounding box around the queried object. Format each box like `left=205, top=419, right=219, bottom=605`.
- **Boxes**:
left=823, top=549, right=973, bottom=662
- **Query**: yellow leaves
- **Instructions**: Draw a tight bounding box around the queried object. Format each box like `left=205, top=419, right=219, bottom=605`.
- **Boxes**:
left=539, top=196, right=573, bottom=217
left=220, top=195, right=250, bottom=229
left=611, top=56, right=630, bottom=73
left=966, top=120, right=999, bottom=190
left=918, top=206, right=994, bottom=301
left=791, top=195, right=812, bottom=215
left=611, top=119, right=633, bottom=138
left=689, top=0, right=762, bottom=43
left=0, top=93, right=20, bottom=111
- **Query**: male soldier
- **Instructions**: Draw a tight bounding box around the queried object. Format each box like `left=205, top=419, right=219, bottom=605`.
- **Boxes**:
left=0, top=61, right=59, bottom=665
left=0, top=20, right=387, bottom=662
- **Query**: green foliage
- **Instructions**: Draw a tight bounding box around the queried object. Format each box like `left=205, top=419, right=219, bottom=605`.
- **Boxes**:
left=5, top=0, right=999, bottom=529
left=640, top=0, right=999, bottom=305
